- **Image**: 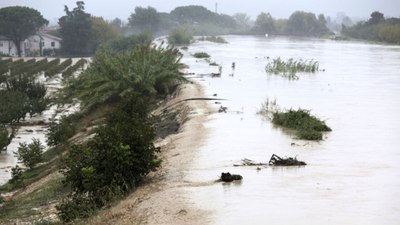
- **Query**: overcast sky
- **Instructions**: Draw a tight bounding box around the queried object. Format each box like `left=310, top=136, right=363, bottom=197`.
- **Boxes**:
left=1, top=0, right=399, bottom=24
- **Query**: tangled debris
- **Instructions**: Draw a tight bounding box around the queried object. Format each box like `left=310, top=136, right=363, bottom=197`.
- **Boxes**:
left=233, top=158, right=268, bottom=167
left=268, top=154, right=306, bottom=166
left=219, top=172, right=243, bottom=182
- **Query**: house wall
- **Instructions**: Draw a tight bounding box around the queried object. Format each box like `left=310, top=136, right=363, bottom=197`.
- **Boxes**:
left=0, top=40, right=22, bottom=56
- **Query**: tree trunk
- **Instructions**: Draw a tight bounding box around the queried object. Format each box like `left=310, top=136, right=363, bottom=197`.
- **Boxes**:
left=12, top=38, right=22, bottom=57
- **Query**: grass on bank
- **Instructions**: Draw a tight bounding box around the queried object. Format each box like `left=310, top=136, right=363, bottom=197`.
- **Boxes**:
left=258, top=99, right=331, bottom=140
left=265, top=57, right=320, bottom=80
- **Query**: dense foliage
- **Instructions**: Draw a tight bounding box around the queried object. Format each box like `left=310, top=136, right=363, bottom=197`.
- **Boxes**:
left=272, top=109, right=331, bottom=140
left=128, top=6, right=160, bottom=35
left=15, top=138, right=44, bottom=169
left=64, top=43, right=185, bottom=109
left=167, top=28, right=193, bottom=45
left=99, top=33, right=153, bottom=53
left=46, top=114, right=79, bottom=147
left=0, top=6, right=48, bottom=57
left=58, top=95, right=161, bottom=222
left=342, top=12, right=400, bottom=44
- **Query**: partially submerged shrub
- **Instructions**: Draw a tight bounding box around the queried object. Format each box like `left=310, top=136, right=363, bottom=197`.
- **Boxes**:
left=15, top=138, right=44, bottom=169
left=0, top=126, right=15, bottom=152
left=199, top=36, right=228, bottom=43
left=266, top=57, right=320, bottom=79
left=258, top=100, right=331, bottom=140
left=193, top=52, right=210, bottom=58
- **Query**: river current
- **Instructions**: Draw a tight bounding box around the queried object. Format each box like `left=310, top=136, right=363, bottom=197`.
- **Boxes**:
left=181, top=35, right=400, bottom=225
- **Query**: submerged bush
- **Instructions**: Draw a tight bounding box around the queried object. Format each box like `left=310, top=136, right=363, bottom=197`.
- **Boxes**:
left=272, top=109, right=331, bottom=140
left=199, top=36, right=228, bottom=43
left=168, top=27, right=193, bottom=45
left=46, top=114, right=79, bottom=147
left=265, top=57, right=320, bottom=79
left=193, top=52, right=210, bottom=58
left=0, top=126, right=15, bottom=152
left=258, top=100, right=331, bottom=140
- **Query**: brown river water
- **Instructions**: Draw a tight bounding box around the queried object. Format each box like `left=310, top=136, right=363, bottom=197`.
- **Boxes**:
left=180, top=36, right=400, bottom=225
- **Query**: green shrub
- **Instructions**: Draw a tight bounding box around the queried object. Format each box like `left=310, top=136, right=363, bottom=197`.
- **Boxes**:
left=272, top=109, right=331, bottom=140
left=45, top=58, right=72, bottom=77
left=62, top=58, right=87, bottom=78
left=15, top=138, right=44, bottom=169
left=199, top=36, right=228, bottom=43
left=9, top=165, right=24, bottom=187
left=64, top=44, right=185, bottom=110
left=58, top=95, right=161, bottom=222
left=168, top=27, right=193, bottom=45
left=46, top=114, right=78, bottom=147
left=193, top=52, right=210, bottom=58
left=57, top=194, right=96, bottom=223
left=99, top=32, right=153, bottom=53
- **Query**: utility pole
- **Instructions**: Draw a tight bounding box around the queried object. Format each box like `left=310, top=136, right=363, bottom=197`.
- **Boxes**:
left=215, top=2, right=218, bottom=14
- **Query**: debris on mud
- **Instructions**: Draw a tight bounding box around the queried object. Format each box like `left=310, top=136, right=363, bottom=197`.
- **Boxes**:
left=219, top=172, right=243, bottom=182
left=268, top=154, right=306, bottom=166
left=218, top=106, right=227, bottom=113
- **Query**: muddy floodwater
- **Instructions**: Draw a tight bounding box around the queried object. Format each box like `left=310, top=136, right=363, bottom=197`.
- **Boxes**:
left=181, top=36, right=400, bottom=225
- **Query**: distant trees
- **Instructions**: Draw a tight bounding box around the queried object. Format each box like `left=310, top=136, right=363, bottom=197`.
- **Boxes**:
left=59, top=1, right=92, bottom=55
left=285, top=11, right=331, bottom=36
left=128, top=6, right=160, bottom=35
left=59, top=2, right=120, bottom=55
left=253, top=12, right=276, bottom=34
left=343, top=11, right=400, bottom=44
left=0, top=6, right=48, bottom=57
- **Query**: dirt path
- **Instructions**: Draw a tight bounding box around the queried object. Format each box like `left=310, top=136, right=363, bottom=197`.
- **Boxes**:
left=88, top=82, right=215, bottom=225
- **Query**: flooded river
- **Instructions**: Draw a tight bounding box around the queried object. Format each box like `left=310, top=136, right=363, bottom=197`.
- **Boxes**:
left=181, top=36, right=400, bottom=225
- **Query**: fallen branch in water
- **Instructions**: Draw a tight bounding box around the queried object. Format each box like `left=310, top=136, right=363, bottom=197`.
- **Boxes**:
left=268, top=154, right=306, bottom=166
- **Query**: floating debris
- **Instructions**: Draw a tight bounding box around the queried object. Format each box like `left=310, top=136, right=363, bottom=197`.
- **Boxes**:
left=234, top=158, right=268, bottom=167
left=219, top=172, right=243, bottom=182
left=268, top=154, right=306, bottom=166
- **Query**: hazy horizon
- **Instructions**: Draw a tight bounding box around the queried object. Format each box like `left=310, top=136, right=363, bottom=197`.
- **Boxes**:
left=1, top=0, right=399, bottom=25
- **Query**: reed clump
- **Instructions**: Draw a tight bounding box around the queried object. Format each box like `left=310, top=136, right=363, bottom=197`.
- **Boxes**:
left=265, top=57, right=320, bottom=79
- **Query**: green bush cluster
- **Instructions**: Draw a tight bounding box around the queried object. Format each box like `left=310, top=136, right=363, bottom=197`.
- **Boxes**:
left=199, top=36, right=228, bottom=43
left=193, top=52, right=210, bottom=58
left=272, top=109, right=331, bottom=140
left=14, top=138, right=44, bottom=169
left=46, top=114, right=79, bottom=147
left=58, top=95, right=161, bottom=222
left=99, top=33, right=153, bottom=53
left=167, top=27, right=193, bottom=45
left=64, top=43, right=185, bottom=110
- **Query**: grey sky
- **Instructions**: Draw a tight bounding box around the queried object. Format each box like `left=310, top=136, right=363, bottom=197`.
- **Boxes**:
left=1, top=0, right=399, bottom=24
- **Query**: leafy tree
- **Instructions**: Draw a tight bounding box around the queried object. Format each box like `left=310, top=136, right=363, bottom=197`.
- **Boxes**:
left=89, top=16, right=119, bottom=52
left=128, top=6, right=160, bottom=34
left=253, top=12, right=276, bottom=34
left=0, top=6, right=48, bottom=57
left=0, top=126, right=16, bottom=152
left=15, top=138, right=44, bottom=169
left=58, top=94, right=161, bottom=221
left=285, top=11, right=331, bottom=37
left=10, top=165, right=24, bottom=187
left=0, top=90, right=29, bottom=124
left=58, top=1, right=92, bottom=55
left=369, top=11, right=385, bottom=24
left=233, top=13, right=251, bottom=31
left=46, top=114, right=78, bottom=146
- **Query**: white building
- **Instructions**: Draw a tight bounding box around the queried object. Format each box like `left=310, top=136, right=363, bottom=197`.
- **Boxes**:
left=0, top=31, right=61, bottom=57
